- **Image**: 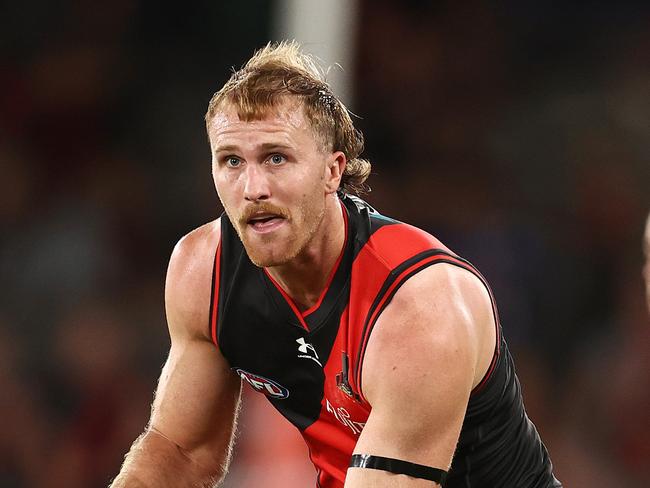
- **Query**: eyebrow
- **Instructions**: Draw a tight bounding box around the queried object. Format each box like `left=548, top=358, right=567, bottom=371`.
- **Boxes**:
left=214, top=142, right=294, bottom=154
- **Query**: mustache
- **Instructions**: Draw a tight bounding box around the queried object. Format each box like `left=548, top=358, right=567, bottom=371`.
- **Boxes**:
left=239, top=202, right=290, bottom=225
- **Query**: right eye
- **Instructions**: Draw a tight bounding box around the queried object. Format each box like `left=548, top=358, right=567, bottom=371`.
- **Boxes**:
left=225, top=157, right=242, bottom=168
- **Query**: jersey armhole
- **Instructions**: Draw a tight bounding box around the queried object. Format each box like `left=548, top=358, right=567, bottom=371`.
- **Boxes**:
left=209, top=240, right=222, bottom=347
left=464, top=261, right=501, bottom=397
left=353, top=251, right=501, bottom=404
left=469, top=296, right=500, bottom=396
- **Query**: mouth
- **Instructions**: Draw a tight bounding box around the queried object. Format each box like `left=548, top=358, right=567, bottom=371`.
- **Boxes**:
left=246, top=213, right=287, bottom=233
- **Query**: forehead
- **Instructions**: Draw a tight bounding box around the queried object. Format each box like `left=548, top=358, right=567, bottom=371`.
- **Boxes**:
left=208, top=100, right=317, bottom=150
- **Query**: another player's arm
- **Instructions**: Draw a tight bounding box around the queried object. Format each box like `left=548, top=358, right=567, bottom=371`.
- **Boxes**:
left=345, top=264, right=496, bottom=488
left=111, top=221, right=241, bottom=488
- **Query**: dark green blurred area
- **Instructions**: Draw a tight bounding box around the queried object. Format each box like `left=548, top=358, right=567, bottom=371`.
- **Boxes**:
left=1, top=1, right=648, bottom=487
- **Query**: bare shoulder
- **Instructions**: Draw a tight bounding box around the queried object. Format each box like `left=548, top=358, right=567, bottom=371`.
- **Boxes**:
left=362, top=262, right=496, bottom=403
left=165, top=219, right=222, bottom=341
left=352, top=263, right=497, bottom=467
left=390, top=262, right=492, bottom=337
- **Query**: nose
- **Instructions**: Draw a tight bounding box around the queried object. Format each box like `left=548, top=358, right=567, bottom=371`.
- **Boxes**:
left=243, top=164, right=271, bottom=202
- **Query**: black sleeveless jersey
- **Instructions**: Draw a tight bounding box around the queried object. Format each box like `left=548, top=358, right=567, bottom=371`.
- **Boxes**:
left=209, top=195, right=562, bottom=488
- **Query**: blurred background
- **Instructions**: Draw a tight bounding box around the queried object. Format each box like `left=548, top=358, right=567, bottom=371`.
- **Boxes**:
left=1, top=0, right=649, bottom=486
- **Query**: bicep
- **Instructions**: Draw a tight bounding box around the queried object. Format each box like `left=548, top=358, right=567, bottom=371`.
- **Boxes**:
left=149, top=221, right=241, bottom=468
left=347, top=265, right=490, bottom=486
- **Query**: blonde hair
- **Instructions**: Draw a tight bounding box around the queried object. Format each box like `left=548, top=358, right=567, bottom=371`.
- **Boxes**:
left=205, top=41, right=371, bottom=195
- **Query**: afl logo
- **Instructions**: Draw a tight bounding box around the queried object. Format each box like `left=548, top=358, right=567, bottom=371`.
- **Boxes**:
left=235, top=369, right=290, bottom=399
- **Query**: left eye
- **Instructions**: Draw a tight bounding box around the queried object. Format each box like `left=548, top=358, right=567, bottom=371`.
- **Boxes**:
left=269, top=154, right=285, bottom=165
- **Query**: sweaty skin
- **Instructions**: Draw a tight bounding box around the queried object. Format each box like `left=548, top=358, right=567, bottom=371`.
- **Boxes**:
left=111, top=100, right=496, bottom=487
left=209, top=100, right=347, bottom=309
left=210, top=102, right=496, bottom=487
left=344, top=262, right=496, bottom=488
left=111, top=101, right=348, bottom=486
left=110, top=221, right=241, bottom=488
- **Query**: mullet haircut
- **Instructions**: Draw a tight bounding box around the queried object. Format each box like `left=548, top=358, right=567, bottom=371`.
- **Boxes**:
left=205, top=40, right=371, bottom=195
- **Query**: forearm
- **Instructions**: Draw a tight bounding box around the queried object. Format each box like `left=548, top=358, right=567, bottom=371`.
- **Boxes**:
left=345, top=468, right=441, bottom=488
left=110, top=429, right=225, bottom=488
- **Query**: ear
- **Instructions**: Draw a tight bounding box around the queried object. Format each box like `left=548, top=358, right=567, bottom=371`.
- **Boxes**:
left=324, top=151, right=346, bottom=194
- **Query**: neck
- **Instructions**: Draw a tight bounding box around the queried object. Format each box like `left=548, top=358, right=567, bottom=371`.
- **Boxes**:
left=266, top=195, right=345, bottom=311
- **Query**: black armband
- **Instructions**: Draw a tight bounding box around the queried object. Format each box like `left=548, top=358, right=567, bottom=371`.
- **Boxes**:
left=349, top=454, right=447, bottom=486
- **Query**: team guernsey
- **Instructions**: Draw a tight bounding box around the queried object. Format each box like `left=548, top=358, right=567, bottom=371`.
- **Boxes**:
left=209, top=195, right=561, bottom=488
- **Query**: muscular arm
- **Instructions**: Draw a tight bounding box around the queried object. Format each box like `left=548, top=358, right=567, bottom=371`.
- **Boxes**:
left=345, top=264, right=496, bottom=487
left=111, top=221, right=241, bottom=487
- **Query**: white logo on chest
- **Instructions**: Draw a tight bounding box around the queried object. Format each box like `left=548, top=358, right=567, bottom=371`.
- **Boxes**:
left=326, top=399, right=365, bottom=436
left=296, top=337, right=322, bottom=367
